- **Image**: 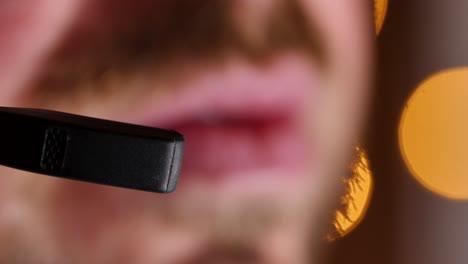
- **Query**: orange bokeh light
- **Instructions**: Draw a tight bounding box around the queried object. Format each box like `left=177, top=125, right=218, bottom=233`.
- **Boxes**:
left=329, top=147, right=373, bottom=240
left=399, top=67, right=468, bottom=200
left=374, top=0, right=388, bottom=35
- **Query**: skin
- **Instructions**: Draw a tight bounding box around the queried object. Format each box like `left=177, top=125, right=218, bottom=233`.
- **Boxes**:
left=0, top=1, right=373, bottom=263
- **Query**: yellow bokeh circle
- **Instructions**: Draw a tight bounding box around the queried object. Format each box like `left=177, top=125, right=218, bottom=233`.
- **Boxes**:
left=374, top=0, right=388, bottom=35
left=399, top=67, right=468, bottom=200
left=329, top=147, right=373, bottom=241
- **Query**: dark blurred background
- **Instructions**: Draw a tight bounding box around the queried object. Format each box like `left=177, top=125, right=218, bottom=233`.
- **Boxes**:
left=330, top=1, right=468, bottom=263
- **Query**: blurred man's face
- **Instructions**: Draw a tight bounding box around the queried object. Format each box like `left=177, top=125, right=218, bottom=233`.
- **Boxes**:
left=0, top=1, right=373, bottom=263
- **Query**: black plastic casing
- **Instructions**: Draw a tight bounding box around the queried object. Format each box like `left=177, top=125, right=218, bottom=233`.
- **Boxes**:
left=0, top=107, right=184, bottom=193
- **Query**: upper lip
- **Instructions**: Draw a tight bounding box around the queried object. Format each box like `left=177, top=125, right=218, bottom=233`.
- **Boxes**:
left=135, top=55, right=315, bottom=128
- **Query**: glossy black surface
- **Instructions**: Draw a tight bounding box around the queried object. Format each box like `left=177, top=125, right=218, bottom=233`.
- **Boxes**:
left=0, top=107, right=184, bottom=193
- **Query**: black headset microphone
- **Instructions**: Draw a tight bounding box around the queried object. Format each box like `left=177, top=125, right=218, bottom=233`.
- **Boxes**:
left=0, top=107, right=184, bottom=193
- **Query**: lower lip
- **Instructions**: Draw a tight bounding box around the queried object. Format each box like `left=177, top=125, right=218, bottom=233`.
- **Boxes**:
left=171, top=116, right=308, bottom=182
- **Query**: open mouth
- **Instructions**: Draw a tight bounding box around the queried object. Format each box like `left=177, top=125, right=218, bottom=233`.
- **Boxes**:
left=140, top=56, right=316, bottom=184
